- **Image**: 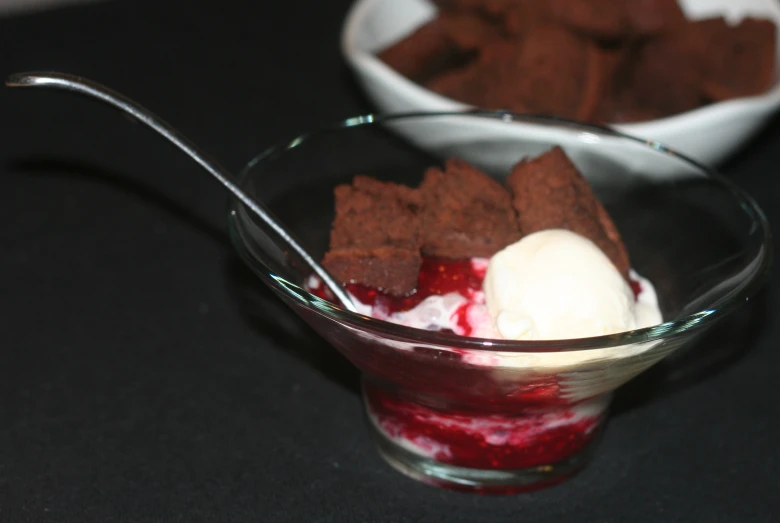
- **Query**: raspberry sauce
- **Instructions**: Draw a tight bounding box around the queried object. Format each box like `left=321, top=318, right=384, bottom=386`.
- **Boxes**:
left=309, top=256, right=640, bottom=315
left=365, top=382, right=605, bottom=472
left=343, top=257, right=485, bottom=314
left=305, top=258, right=642, bottom=491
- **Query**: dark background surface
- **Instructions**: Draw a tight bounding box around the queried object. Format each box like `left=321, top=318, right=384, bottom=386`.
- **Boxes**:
left=1, top=1, right=779, bottom=521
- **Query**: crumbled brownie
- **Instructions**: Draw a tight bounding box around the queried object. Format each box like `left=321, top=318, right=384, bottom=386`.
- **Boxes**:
left=501, top=2, right=551, bottom=37
left=377, top=18, right=462, bottom=82
left=500, top=26, right=600, bottom=119
left=377, top=9, right=505, bottom=83
left=700, top=17, right=777, bottom=101
left=438, top=11, right=504, bottom=52
left=328, top=176, right=421, bottom=250
left=425, top=41, right=524, bottom=110
left=323, top=176, right=422, bottom=296
left=378, top=0, right=777, bottom=124
left=427, top=26, right=599, bottom=119
left=506, top=147, right=630, bottom=278
left=598, top=28, right=703, bottom=122
left=424, top=62, right=484, bottom=105
left=546, top=0, right=626, bottom=40
left=508, top=0, right=684, bottom=40
left=623, top=0, right=686, bottom=36
left=322, top=247, right=422, bottom=297
left=444, top=0, right=551, bottom=38
left=577, top=45, right=618, bottom=122
left=419, top=158, right=521, bottom=258
left=595, top=15, right=775, bottom=122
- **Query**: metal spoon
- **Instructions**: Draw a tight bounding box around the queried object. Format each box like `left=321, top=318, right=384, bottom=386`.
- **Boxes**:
left=6, top=71, right=358, bottom=312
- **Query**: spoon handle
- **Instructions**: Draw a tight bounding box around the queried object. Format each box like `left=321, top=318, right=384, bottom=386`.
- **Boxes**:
left=6, top=71, right=357, bottom=312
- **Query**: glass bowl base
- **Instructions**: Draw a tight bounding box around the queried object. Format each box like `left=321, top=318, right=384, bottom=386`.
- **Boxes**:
left=367, top=410, right=601, bottom=494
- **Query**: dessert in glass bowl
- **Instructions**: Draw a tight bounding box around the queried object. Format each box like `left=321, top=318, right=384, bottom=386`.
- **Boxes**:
left=228, top=111, right=770, bottom=493
left=306, top=145, right=666, bottom=487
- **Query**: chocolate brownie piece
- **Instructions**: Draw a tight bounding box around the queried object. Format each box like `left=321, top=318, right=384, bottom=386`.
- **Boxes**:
left=424, top=62, right=483, bottom=105
left=547, top=0, right=625, bottom=40
left=377, top=9, right=505, bottom=82
left=506, top=147, right=630, bottom=278
left=599, top=27, right=704, bottom=122
left=322, top=247, right=422, bottom=297
left=438, top=10, right=504, bottom=52
left=419, top=158, right=521, bottom=258
left=501, top=1, right=551, bottom=38
left=505, top=26, right=599, bottom=119
left=377, top=18, right=462, bottom=82
left=623, top=0, right=686, bottom=37
left=432, top=0, right=549, bottom=39
left=427, top=27, right=604, bottom=120
left=323, top=176, right=422, bottom=296
left=578, top=45, right=618, bottom=123
left=328, top=176, right=421, bottom=249
left=700, top=17, right=777, bottom=101
left=547, top=0, right=684, bottom=40
left=424, top=40, right=524, bottom=109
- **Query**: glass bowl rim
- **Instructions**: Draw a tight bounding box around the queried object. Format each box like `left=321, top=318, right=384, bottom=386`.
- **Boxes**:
left=228, top=109, right=772, bottom=353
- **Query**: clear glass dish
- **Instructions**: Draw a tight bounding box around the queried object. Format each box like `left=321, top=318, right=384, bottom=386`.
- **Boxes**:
left=227, top=111, right=771, bottom=493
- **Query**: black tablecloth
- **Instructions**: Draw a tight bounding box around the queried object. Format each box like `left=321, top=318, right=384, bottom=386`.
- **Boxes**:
left=1, top=1, right=779, bottom=521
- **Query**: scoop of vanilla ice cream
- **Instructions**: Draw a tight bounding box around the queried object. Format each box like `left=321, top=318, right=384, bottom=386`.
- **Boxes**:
left=483, top=229, right=638, bottom=340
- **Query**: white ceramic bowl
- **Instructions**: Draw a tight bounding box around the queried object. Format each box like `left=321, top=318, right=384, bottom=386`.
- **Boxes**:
left=342, top=0, right=780, bottom=166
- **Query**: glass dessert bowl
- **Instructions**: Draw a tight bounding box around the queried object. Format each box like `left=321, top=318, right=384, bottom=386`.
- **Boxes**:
left=228, top=111, right=770, bottom=494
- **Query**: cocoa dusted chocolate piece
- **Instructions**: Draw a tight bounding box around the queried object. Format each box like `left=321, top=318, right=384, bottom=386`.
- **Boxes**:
left=700, top=17, right=777, bottom=101
left=419, top=158, right=521, bottom=259
left=424, top=41, right=523, bottom=110
left=442, top=0, right=685, bottom=39
left=595, top=17, right=734, bottom=123
left=506, top=147, right=630, bottom=279
left=547, top=0, right=625, bottom=40
left=377, top=11, right=501, bottom=83
left=322, top=247, right=422, bottom=298
left=376, top=18, right=460, bottom=83
left=578, top=45, right=617, bottom=123
left=426, top=27, right=603, bottom=121
left=553, top=0, right=686, bottom=40
left=500, top=2, right=551, bottom=38
left=424, top=63, right=482, bottom=105
left=377, top=0, right=777, bottom=124
left=322, top=176, right=422, bottom=296
left=598, top=30, right=703, bottom=123
left=505, top=26, right=596, bottom=120
left=438, top=0, right=548, bottom=37
left=596, top=16, right=773, bottom=123
left=438, top=11, right=504, bottom=52
left=623, top=0, right=686, bottom=36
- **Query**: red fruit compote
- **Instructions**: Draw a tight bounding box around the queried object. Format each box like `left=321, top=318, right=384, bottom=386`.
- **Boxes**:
left=306, top=257, right=660, bottom=493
